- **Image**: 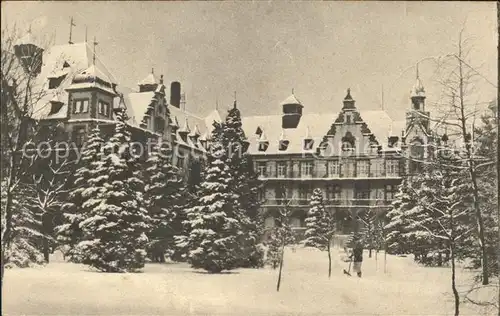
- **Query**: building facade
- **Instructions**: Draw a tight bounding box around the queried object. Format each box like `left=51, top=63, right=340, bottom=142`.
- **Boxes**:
left=242, top=79, right=434, bottom=235
left=15, top=29, right=441, bottom=237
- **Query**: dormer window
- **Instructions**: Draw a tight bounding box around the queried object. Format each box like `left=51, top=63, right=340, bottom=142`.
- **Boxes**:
left=63, top=61, right=71, bottom=68
left=303, top=138, right=314, bottom=150
left=258, top=141, right=269, bottom=152
left=256, top=126, right=263, bottom=136
left=258, top=131, right=269, bottom=152
left=48, top=74, right=66, bottom=89
left=49, top=101, right=64, bottom=115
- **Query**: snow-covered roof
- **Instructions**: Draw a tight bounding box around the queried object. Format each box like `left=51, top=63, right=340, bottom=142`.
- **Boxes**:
left=242, top=110, right=403, bottom=155
left=122, top=91, right=154, bottom=127
left=31, top=42, right=116, bottom=120
left=281, top=94, right=302, bottom=106
left=138, top=72, right=158, bottom=86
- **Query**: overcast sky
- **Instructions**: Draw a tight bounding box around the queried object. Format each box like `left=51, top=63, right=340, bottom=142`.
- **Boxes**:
left=2, top=1, right=497, bottom=120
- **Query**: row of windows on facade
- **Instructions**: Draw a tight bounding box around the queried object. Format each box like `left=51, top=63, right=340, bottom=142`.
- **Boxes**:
left=72, top=99, right=111, bottom=117
left=257, top=138, right=360, bottom=152
left=255, top=159, right=400, bottom=178
left=259, top=183, right=398, bottom=203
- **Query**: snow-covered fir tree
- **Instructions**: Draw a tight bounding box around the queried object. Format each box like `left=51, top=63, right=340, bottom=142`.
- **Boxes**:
left=182, top=140, right=243, bottom=273
left=1, top=181, right=45, bottom=268
left=56, top=125, right=104, bottom=263
left=222, top=101, right=264, bottom=268
left=384, top=178, right=415, bottom=256
left=77, top=110, right=151, bottom=272
left=143, top=139, right=183, bottom=262
left=304, top=188, right=334, bottom=250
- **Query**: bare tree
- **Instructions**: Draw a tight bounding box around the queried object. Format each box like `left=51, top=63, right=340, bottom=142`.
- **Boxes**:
left=1, top=25, right=51, bottom=288
left=429, top=29, right=497, bottom=285
left=275, top=194, right=295, bottom=292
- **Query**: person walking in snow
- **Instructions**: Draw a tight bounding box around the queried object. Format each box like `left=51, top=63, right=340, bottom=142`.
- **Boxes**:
left=350, top=241, right=364, bottom=277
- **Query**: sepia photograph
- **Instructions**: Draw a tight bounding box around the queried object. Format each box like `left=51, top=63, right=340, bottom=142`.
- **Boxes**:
left=1, top=1, right=499, bottom=315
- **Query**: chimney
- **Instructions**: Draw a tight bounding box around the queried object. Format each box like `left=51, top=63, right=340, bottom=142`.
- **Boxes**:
left=170, top=81, right=181, bottom=108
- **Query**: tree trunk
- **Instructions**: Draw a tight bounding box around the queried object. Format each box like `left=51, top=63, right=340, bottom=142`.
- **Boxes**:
left=276, top=238, right=285, bottom=292
left=450, top=243, right=460, bottom=316
left=457, top=39, right=489, bottom=285
left=327, top=240, right=332, bottom=278
left=369, top=248, right=372, bottom=258
left=384, top=242, right=387, bottom=274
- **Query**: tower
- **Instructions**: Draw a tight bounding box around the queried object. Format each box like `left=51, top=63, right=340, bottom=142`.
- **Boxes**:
left=410, top=65, right=426, bottom=111
left=404, top=66, right=431, bottom=175
left=66, top=64, right=117, bottom=120
left=281, top=90, right=303, bottom=129
left=138, top=69, right=159, bottom=92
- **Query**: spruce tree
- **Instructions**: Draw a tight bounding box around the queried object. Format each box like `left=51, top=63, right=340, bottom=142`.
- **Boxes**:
left=304, top=188, right=333, bottom=250
left=304, top=188, right=335, bottom=277
left=222, top=102, right=264, bottom=268
left=384, top=178, right=414, bottom=256
left=56, top=125, right=104, bottom=262
left=183, top=140, right=243, bottom=273
left=144, top=139, right=183, bottom=262
left=78, top=110, right=151, bottom=272
left=1, top=181, right=44, bottom=268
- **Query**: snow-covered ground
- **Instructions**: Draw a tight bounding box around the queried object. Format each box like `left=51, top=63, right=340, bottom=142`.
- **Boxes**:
left=3, top=246, right=497, bottom=315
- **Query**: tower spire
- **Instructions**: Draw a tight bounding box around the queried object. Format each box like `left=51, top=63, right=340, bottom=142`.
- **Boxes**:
left=233, top=91, right=237, bottom=108
left=92, top=36, right=98, bottom=65
left=68, top=16, right=76, bottom=44
left=416, top=62, right=420, bottom=79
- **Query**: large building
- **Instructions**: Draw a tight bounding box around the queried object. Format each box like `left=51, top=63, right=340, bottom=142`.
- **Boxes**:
left=15, top=29, right=442, bottom=236
left=241, top=78, right=435, bottom=235
left=15, top=31, right=220, bottom=180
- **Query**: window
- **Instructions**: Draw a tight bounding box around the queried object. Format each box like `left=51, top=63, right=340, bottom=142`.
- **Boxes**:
left=177, top=157, right=185, bottom=170
left=299, top=184, right=310, bottom=202
left=275, top=185, right=286, bottom=204
left=98, top=100, right=110, bottom=116
left=342, top=160, right=355, bottom=177
left=386, top=160, right=399, bottom=176
left=371, top=159, right=384, bottom=177
left=73, top=99, right=89, bottom=114
left=385, top=184, right=397, bottom=201
left=300, top=161, right=313, bottom=177
left=290, top=217, right=301, bottom=228
left=264, top=217, right=275, bottom=228
left=158, top=104, right=163, bottom=115
left=355, top=183, right=370, bottom=201
left=73, top=126, right=86, bottom=147
left=48, top=75, right=66, bottom=89
left=49, top=101, right=63, bottom=115
left=258, top=186, right=265, bottom=202
left=356, top=160, right=370, bottom=177
left=346, top=114, right=351, bottom=124
left=257, top=162, right=267, bottom=177
left=328, top=160, right=340, bottom=177
left=277, top=161, right=287, bottom=178
left=326, top=184, right=341, bottom=201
